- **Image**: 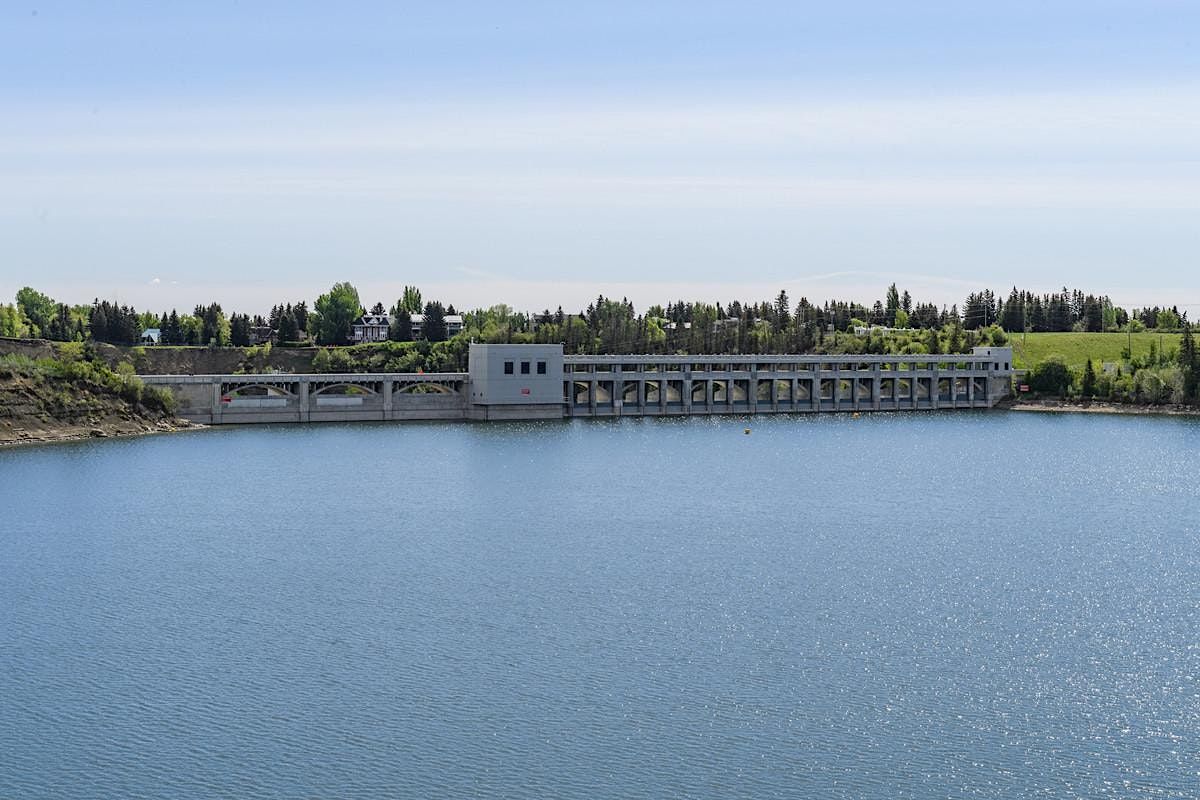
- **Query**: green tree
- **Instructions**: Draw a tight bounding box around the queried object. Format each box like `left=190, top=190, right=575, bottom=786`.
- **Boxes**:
left=163, top=309, right=183, bottom=344
left=775, top=290, right=790, bottom=327
left=925, top=328, right=941, bottom=355
left=0, top=303, right=30, bottom=338
left=193, top=303, right=230, bottom=346
left=16, top=287, right=56, bottom=336
left=401, top=286, right=423, bottom=314
left=1028, top=356, right=1071, bottom=397
left=1179, top=323, right=1198, bottom=401
left=388, top=307, right=413, bottom=342
left=277, top=310, right=299, bottom=343
left=312, top=282, right=362, bottom=345
left=1081, top=358, right=1096, bottom=398
left=293, top=301, right=309, bottom=334
left=884, top=283, right=900, bottom=326
left=1156, top=308, right=1181, bottom=330
left=229, top=313, right=250, bottom=346
left=422, top=301, right=447, bottom=342
left=311, top=348, right=333, bottom=372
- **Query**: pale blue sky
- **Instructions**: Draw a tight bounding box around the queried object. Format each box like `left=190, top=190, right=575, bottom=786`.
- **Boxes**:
left=2, top=1, right=1199, bottom=314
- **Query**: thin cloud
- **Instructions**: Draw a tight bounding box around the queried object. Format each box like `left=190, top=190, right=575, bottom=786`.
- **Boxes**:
left=455, top=266, right=509, bottom=281
left=788, top=270, right=997, bottom=289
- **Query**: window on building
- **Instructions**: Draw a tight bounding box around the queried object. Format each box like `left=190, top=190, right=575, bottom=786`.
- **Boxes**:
left=504, top=361, right=514, bottom=375
left=521, top=361, right=530, bottom=374
left=537, top=361, right=546, bottom=374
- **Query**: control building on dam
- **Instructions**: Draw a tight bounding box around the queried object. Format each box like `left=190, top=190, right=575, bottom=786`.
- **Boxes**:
left=141, top=343, right=1014, bottom=425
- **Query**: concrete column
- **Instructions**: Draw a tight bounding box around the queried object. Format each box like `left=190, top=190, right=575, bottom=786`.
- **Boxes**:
left=770, top=375, right=778, bottom=411
left=931, top=366, right=940, bottom=410
left=613, top=372, right=623, bottom=416
left=590, top=379, right=598, bottom=415
left=299, top=379, right=310, bottom=422
left=968, top=373, right=975, bottom=407
left=705, top=378, right=714, bottom=412
left=383, top=379, right=393, bottom=419
left=748, top=369, right=758, bottom=414
left=791, top=377, right=799, bottom=411
left=833, top=369, right=840, bottom=409
left=873, top=368, right=882, bottom=412
left=212, top=380, right=224, bottom=422
left=683, top=377, right=693, bottom=412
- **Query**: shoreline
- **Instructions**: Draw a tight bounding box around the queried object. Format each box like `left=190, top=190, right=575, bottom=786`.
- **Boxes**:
left=5, top=401, right=1198, bottom=448
left=0, top=419, right=202, bottom=449
left=1002, top=399, right=1200, bottom=417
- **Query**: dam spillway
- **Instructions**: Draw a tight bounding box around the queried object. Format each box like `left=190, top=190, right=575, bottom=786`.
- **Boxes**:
left=141, top=343, right=1014, bottom=425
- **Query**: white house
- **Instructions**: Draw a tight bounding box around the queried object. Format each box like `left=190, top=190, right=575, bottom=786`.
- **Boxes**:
left=351, top=312, right=465, bottom=343
left=351, top=314, right=390, bottom=343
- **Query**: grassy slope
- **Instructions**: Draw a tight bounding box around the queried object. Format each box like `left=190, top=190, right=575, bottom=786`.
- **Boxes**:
left=1009, top=332, right=1180, bottom=370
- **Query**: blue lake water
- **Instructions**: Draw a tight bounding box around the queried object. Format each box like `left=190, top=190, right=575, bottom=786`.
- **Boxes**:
left=2, top=411, right=1199, bottom=798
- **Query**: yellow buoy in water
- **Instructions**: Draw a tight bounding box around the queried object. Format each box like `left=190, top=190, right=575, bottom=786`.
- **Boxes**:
left=744, top=428, right=751, bottom=435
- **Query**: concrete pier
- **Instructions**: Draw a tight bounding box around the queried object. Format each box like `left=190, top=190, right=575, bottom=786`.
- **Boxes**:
left=142, top=345, right=1013, bottom=425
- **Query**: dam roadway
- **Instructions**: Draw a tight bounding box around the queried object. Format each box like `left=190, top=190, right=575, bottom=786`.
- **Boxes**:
left=140, top=343, right=1015, bottom=425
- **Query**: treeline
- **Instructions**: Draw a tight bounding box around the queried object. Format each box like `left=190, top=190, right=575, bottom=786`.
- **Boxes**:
left=1, top=281, right=1191, bottom=357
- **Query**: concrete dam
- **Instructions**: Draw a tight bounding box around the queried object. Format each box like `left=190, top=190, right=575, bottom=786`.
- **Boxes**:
left=141, top=343, right=1015, bottom=425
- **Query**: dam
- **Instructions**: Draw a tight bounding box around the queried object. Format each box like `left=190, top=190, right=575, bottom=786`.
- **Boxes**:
left=141, top=343, right=1014, bottom=425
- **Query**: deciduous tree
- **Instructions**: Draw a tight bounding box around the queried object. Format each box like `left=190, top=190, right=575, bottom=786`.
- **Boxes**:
left=312, top=282, right=362, bottom=345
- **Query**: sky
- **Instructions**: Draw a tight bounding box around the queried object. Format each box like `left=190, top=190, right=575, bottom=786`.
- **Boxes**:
left=2, top=1, right=1199, bottom=316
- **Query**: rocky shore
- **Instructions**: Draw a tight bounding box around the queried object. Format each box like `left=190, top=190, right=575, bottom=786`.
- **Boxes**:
left=0, top=416, right=198, bottom=448
left=1002, top=398, right=1200, bottom=417
left=0, top=357, right=197, bottom=448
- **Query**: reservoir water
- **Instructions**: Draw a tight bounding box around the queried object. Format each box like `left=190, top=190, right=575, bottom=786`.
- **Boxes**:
left=2, top=412, right=1198, bottom=798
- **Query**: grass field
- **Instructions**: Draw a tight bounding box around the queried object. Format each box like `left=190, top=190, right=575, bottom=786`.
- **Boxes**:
left=1008, top=332, right=1181, bottom=370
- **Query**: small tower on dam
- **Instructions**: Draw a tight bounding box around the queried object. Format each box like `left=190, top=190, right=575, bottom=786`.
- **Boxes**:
left=467, top=343, right=567, bottom=420
left=973, top=345, right=1014, bottom=402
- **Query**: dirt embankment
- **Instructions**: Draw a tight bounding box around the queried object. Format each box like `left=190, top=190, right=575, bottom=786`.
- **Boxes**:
left=0, top=337, right=57, bottom=361
left=0, top=370, right=195, bottom=448
left=0, top=338, right=319, bottom=375
left=91, top=342, right=320, bottom=374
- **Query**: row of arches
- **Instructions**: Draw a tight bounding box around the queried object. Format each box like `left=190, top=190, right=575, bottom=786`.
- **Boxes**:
left=221, top=380, right=465, bottom=400
left=568, top=376, right=989, bottom=408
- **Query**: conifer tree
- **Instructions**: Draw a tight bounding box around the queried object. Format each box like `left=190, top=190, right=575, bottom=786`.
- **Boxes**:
left=1179, top=324, right=1197, bottom=401
left=389, top=306, right=413, bottom=342
left=1081, top=358, right=1096, bottom=398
